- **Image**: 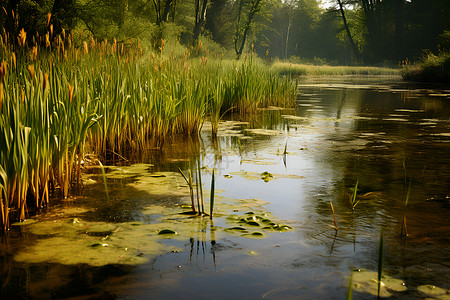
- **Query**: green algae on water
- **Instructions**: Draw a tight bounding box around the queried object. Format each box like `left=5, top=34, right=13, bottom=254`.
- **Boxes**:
left=350, top=269, right=407, bottom=298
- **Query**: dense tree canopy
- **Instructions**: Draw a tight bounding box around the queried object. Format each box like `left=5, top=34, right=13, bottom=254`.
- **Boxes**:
left=1, top=0, right=449, bottom=64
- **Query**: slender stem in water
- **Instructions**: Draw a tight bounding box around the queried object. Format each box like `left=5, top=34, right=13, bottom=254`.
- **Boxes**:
left=378, top=230, right=384, bottom=298
left=330, top=201, right=338, bottom=230
left=197, top=156, right=204, bottom=215
left=346, top=271, right=353, bottom=300
left=210, top=169, right=215, bottom=220
left=178, top=167, right=196, bottom=213
left=98, top=161, right=109, bottom=201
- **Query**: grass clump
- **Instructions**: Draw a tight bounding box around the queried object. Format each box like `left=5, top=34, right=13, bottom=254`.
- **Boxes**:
left=0, top=27, right=297, bottom=231
left=402, top=51, right=450, bottom=83
left=271, top=61, right=400, bottom=77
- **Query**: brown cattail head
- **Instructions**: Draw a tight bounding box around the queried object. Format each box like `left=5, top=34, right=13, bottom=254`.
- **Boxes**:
left=18, top=28, right=26, bottom=47
left=0, top=83, right=3, bottom=110
left=45, top=32, right=50, bottom=48
left=47, top=13, right=52, bottom=27
left=0, top=61, right=7, bottom=81
left=27, top=65, right=35, bottom=80
left=50, top=24, right=53, bottom=38
left=2, top=28, right=7, bottom=46
left=43, top=73, right=49, bottom=91
left=83, top=41, right=88, bottom=55
left=68, top=84, right=74, bottom=102
left=10, top=52, right=16, bottom=69
left=31, top=46, right=38, bottom=61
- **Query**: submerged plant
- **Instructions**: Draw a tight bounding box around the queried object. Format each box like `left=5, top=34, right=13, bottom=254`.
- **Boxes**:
left=349, top=180, right=360, bottom=209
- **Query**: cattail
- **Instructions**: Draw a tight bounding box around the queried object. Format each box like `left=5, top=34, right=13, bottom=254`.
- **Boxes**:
left=0, top=61, right=7, bottom=81
left=0, top=83, right=4, bottom=109
left=31, top=46, right=38, bottom=61
left=2, top=28, right=7, bottom=46
left=0, top=61, right=5, bottom=108
left=45, top=32, right=50, bottom=48
left=47, top=13, right=52, bottom=27
left=83, top=41, right=88, bottom=55
left=61, top=28, right=65, bottom=41
left=50, top=24, right=53, bottom=39
left=11, top=52, right=16, bottom=69
left=27, top=65, right=35, bottom=80
left=18, top=28, right=26, bottom=47
left=20, top=88, right=25, bottom=102
left=90, top=36, right=95, bottom=49
left=68, top=84, right=74, bottom=102
left=43, top=73, right=49, bottom=91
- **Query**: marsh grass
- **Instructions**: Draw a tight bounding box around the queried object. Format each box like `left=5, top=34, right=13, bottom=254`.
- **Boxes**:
left=402, top=51, right=450, bottom=83
left=0, top=24, right=297, bottom=230
left=271, top=61, right=400, bottom=77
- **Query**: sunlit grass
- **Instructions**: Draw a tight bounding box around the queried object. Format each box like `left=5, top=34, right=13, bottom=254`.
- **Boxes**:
left=0, top=26, right=298, bottom=230
left=271, top=61, right=400, bottom=76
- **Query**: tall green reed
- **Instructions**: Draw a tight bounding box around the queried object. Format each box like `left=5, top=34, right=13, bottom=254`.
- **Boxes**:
left=0, top=26, right=297, bottom=230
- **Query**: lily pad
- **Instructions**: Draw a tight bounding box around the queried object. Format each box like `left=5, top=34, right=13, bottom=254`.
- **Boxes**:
left=417, top=285, right=450, bottom=299
left=158, top=229, right=177, bottom=235
left=261, top=171, right=274, bottom=182
left=351, top=269, right=407, bottom=297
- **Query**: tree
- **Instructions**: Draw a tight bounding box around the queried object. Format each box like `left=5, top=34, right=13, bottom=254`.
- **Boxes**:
left=336, top=0, right=361, bottom=62
left=193, top=0, right=208, bottom=46
left=234, top=0, right=262, bottom=58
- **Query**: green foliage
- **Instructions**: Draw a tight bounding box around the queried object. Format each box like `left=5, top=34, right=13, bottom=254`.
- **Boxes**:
left=402, top=51, right=450, bottom=83
left=0, top=26, right=296, bottom=230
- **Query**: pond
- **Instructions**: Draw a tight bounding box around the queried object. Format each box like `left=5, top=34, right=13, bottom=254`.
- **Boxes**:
left=1, top=76, right=449, bottom=299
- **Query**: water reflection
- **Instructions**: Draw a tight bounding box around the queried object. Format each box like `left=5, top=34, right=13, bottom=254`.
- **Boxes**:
left=2, top=79, right=450, bottom=299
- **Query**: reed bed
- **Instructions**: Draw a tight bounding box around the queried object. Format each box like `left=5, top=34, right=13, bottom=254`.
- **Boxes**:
left=0, top=26, right=297, bottom=230
left=271, top=61, right=400, bottom=76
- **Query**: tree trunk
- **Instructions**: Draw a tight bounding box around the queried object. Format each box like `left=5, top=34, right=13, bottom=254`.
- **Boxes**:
left=193, top=0, right=208, bottom=46
left=5, top=0, right=20, bottom=39
left=337, top=0, right=362, bottom=63
left=234, top=0, right=261, bottom=59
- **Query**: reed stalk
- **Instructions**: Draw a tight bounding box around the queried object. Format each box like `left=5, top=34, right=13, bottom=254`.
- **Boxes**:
left=210, top=169, right=215, bottom=220
left=401, top=179, right=411, bottom=237
left=0, top=26, right=297, bottom=230
left=330, top=201, right=338, bottom=230
left=378, top=230, right=384, bottom=298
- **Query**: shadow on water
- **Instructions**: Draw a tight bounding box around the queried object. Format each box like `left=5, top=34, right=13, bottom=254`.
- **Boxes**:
left=1, top=76, right=450, bottom=299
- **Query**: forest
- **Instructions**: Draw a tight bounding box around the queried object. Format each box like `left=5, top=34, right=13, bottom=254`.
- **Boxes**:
left=2, top=0, right=450, bottom=65
left=1, top=2, right=450, bottom=299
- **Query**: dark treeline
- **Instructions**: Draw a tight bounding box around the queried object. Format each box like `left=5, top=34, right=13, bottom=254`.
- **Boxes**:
left=1, top=0, right=449, bottom=65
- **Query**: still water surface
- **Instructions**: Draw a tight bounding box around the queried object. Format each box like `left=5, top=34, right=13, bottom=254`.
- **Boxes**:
left=1, top=76, right=449, bottom=299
